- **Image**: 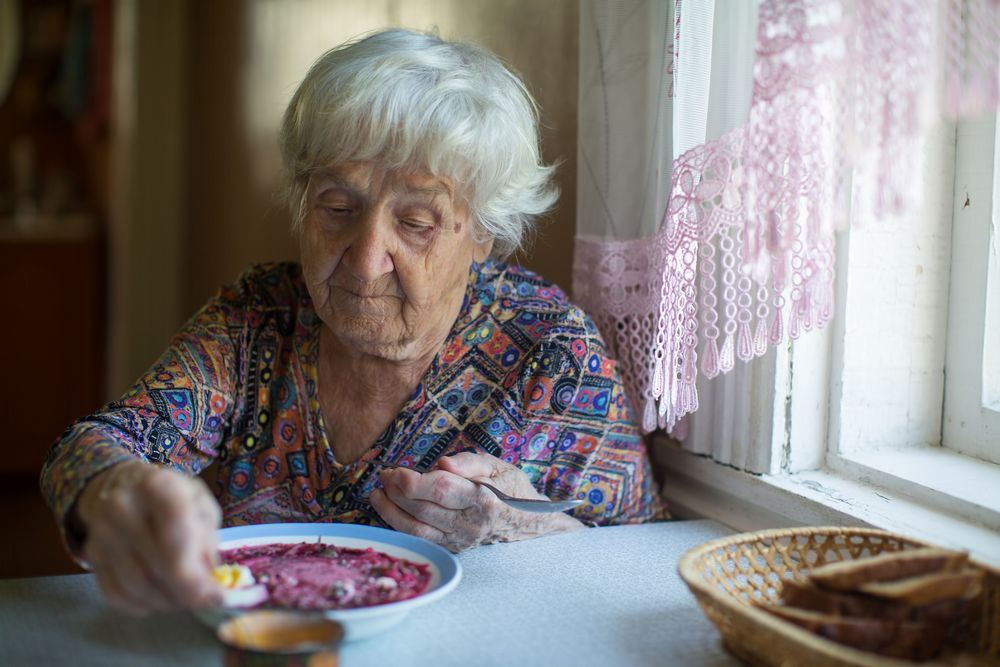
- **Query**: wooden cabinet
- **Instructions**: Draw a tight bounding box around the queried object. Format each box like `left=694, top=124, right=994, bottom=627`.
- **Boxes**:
left=0, top=229, right=105, bottom=477
left=0, top=0, right=111, bottom=577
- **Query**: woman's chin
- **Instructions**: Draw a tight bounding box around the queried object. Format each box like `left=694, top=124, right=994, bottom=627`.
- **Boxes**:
left=329, top=321, right=413, bottom=361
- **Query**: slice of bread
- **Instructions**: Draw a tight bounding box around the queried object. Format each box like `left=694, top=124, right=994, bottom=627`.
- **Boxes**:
left=782, top=579, right=900, bottom=618
left=858, top=569, right=983, bottom=606
left=808, top=547, right=968, bottom=591
left=761, top=604, right=947, bottom=661
left=782, top=578, right=981, bottom=625
left=759, top=546, right=984, bottom=662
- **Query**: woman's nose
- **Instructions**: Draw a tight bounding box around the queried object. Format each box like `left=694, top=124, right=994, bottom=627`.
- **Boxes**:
left=342, top=209, right=394, bottom=280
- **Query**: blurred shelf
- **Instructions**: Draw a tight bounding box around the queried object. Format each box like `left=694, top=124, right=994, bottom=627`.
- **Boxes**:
left=0, top=214, right=98, bottom=242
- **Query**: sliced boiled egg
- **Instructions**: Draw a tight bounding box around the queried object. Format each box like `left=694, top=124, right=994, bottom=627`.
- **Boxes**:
left=213, top=564, right=255, bottom=588
left=213, top=564, right=269, bottom=608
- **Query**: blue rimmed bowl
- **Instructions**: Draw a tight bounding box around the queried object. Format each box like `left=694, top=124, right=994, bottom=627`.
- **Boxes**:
left=197, top=523, right=462, bottom=641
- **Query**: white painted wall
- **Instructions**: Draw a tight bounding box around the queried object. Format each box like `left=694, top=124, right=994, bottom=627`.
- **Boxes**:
left=830, top=121, right=956, bottom=456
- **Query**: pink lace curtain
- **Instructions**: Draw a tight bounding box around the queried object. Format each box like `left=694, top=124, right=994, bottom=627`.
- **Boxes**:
left=574, top=0, right=1000, bottom=434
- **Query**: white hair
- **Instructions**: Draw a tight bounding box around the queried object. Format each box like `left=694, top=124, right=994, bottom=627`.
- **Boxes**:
left=279, top=28, right=558, bottom=258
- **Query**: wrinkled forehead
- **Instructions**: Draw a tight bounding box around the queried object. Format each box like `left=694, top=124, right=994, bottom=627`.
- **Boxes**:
left=307, top=161, right=461, bottom=203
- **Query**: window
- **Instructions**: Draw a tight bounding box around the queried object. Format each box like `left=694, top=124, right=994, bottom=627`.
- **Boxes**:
left=658, top=113, right=1000, bottom=561
left=816, top=113, right=1000, bottom=534
left=942, top=113, right=1000, bottom=464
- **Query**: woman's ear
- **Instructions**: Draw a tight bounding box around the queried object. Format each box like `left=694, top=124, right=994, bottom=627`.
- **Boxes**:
left=473, top=237, right=494, bottom=262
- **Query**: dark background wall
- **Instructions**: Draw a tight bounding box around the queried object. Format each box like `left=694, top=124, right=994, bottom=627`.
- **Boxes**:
left=0, top=0, right=578, bottom=578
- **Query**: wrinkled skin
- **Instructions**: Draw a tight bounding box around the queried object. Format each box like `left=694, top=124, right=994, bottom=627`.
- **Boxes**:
left=301, top=162, right=583, bottom=550
left=74, top=461, right=224, bottom=615
left=372, top=452, right=583, bottom=553
left=74, top=161, right=580, bottom=615
left=299, top=161, right=487, bottom=363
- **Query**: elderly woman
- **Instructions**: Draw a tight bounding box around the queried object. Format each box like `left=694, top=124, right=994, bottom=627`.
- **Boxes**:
left=40, top=28, right=666, bottom=615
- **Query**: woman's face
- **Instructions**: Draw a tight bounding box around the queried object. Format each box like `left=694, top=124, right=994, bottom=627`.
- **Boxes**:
left=299, top=161, right=493, bottom=362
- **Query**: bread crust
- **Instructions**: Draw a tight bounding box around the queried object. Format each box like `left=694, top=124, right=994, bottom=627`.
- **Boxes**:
left=761, top=604, right=947, bottom=661
left=781, top=578, right=978, bottom=624
left=758, top=546, right=983, bottom=662
left=808, top=548, right=968, bottom=591
left=858, top=569, right=983, bottom=606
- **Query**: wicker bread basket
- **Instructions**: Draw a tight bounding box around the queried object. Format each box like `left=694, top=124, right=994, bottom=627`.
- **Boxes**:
left=678, top=527, right=1000, bottom=667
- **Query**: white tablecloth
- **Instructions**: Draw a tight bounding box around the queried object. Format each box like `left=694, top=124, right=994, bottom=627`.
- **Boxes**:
left=0, top=520, right=743, bottom=667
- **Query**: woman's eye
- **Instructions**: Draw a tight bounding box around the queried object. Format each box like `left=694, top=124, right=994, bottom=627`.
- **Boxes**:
left=401, top=220, right=433, bottom=233
left=323, top=206, right=353, bottom=216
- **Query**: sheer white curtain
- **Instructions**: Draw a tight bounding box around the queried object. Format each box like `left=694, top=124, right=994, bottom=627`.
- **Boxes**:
left=574, top=0, right=1000, bottom=469
left=576, top=0, right=770, bottom=468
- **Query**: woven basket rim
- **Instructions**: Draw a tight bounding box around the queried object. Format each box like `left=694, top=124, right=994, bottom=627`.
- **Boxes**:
left=677, top=526, right=998, bottom=667
left=678, top=526, right=929, bottom=578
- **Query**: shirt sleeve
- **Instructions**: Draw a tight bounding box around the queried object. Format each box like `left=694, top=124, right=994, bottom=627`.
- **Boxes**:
left=39, top=280, right=246, bottom=541
left=517, top=309, right=669, bottom=526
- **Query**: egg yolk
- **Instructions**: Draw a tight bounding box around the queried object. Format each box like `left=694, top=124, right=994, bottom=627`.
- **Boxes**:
left=212, top=564, right=255, bottom=589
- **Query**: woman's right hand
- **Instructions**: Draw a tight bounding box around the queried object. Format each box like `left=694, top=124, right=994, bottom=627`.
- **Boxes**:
left=73, top=460, right=225, bottom=615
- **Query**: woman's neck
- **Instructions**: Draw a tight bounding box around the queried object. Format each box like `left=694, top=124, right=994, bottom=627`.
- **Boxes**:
left=318, top=326, right=436, bottom=407
left=316, top=326, right=440, bottom=464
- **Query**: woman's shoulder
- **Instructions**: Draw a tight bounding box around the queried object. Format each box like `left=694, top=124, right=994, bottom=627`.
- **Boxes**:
left=220, top=262, right=310, bottom=308
left=464, top=260, right=629, bottom=425
left=473, top=258, right=599, bottom=345
left=205, top=262, right=314, bottom=336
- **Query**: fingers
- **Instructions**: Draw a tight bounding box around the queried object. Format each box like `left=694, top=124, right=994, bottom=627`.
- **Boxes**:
left=381, top=467, right=481, bottom=510
left=84, top=489, right=179, bottom=614
left=381, top=485, right=477, bottom=537
left=144, top=472, right=224, bottom=608
left=373, top=467, right=501, bottom=551
left=369, top=487, right=449, bottom=547
left=80, top=463, right=224, bottom=614
left=434, top=453, right=544, bottom=500
left=434, top=451, right=503, bottom=480
left=86, top=535, right=174, bottom=615
left=372, top=457, right=583, bottom=551
left=378, top=469, right=471, bottom=534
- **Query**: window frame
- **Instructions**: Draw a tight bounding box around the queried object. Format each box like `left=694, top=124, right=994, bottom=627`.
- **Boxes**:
left=941, top=111, right=1000, bottom=462
left=655, top=113, right=1000, bottom=566
left=820, top=112, right=1000, bottom=532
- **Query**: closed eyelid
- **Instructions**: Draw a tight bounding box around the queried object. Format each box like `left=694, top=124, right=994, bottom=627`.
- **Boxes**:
left=391, top=197, right=441, bottom=222
left=400, top=203, right=440, bottom=219
left=305, top=171, right=459, bottom=227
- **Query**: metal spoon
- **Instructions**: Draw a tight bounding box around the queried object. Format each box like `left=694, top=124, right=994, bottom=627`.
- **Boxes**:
left=376, top=463, right=583, bottom=514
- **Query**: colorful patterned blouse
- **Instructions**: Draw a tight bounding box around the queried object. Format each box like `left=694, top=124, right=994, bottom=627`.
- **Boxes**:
left=41, top=260, right=666, bottom=534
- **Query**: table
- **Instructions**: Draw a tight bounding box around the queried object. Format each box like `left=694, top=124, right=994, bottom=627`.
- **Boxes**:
left=0, top=520, right=744, bottom=667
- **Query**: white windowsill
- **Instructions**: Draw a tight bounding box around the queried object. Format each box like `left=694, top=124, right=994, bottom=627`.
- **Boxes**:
left=655, top=441, right=1000, bottom=567
left=829, top=445, right=1000, bottom=530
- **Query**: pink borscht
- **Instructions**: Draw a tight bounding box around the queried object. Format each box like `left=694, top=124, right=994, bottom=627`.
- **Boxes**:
left=219, top=542, right=432, bottom=610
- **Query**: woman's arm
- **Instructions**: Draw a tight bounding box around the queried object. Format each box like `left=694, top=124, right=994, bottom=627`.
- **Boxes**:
left=370, top=307, right=666, bottom=550
left=528, top=315, right=667, bottom=526
left=39, top=282, right=245, bottom=612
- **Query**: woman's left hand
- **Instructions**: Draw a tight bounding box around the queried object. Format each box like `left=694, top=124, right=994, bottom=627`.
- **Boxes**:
left=370, top=452, right=583, bottom=552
